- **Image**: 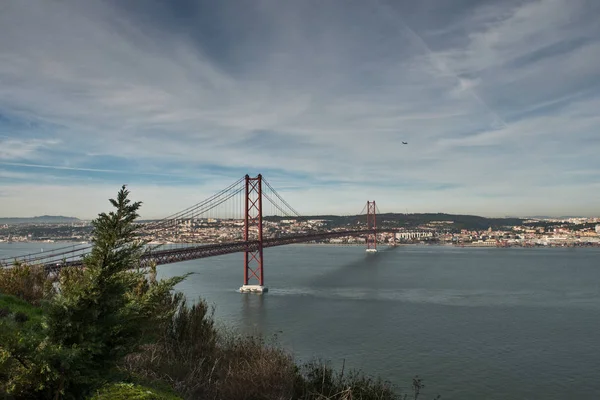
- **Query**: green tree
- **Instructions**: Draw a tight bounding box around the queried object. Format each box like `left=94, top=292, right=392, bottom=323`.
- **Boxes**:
left=1, top=186, right=186, bottom=399
left=44, top=185, right=186, bottom=398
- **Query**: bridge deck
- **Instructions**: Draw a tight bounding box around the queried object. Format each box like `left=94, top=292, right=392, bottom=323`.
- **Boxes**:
left=37, top=229, right=378, bottom=272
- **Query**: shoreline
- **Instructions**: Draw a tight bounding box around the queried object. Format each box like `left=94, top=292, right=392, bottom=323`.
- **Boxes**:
left=1, top=240, right=598, bottom=249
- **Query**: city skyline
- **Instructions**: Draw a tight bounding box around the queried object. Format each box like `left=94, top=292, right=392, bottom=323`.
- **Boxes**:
left=1, top=0, right=599, bottom=219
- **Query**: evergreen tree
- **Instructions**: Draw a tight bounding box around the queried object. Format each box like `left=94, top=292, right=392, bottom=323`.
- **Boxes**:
left=22, top=185, right=184, bottom=399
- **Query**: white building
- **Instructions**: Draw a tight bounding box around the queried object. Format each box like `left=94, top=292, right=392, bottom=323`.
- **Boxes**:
left=395, top=231, right=434, bottom=239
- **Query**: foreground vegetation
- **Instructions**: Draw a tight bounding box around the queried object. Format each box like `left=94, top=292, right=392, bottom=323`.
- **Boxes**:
left=0, top=186, right=438, bottom=399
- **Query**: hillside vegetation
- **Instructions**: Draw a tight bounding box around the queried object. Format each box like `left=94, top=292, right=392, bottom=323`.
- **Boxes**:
left=266, top=212, right=523, bottom=231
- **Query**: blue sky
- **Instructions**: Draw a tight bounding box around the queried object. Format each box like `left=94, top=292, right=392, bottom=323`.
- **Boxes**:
left=0, top=0, right=599, bottom=219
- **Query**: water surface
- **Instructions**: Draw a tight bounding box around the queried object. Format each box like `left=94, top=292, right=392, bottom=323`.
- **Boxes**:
left=2, top=243, right=599, bottom=399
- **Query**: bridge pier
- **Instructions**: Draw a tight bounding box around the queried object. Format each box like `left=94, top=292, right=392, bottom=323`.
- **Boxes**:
left=239, top=174, right=268, bottom=294
left=239, top=284, right=268, bottom=293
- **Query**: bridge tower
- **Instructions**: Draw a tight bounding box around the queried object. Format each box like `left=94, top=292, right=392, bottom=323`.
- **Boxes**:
left=239, top=174, right=268, bottom=293
left=366, top=201, right=377, bottom=253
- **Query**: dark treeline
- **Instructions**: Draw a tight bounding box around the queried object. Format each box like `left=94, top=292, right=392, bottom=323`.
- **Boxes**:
left=265, top=213, right=525, bottom=231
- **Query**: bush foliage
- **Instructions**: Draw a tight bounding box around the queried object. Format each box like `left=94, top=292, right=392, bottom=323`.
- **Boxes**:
left=0, top=263, right=54, bottom=305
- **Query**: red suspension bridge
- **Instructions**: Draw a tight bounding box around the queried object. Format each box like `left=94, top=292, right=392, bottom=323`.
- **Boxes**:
left=0, top=175, right=395, bottom=293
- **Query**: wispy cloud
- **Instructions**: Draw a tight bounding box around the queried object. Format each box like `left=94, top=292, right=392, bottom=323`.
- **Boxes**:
left=0, top=138, right=60, bottom=160
left=0, top=161, right=190, bottom=177
left=0, top=0, right=598, bottom=218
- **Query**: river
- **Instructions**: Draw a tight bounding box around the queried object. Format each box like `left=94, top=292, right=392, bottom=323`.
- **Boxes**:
left=2, top=242, right=599, bottom=399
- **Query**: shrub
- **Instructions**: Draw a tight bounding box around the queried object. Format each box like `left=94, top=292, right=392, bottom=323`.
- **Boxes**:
left=123, top=298, right=298, bottom=400
left=122, top=296, right=221, bottom=399
left=212, top=333, right=297, bottom=400
left=294, top=361, right=400, bottom=400
left=0, top=262, right=55, bottom=304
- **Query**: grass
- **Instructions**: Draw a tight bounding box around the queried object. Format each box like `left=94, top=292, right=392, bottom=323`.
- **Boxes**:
left=88, top=382, right=183, bottom=400
left=0, top=293, right=44, bottom=328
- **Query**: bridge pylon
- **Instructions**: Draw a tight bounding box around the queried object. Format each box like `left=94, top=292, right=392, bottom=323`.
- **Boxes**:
left=366, top=201, right=377, bottom=253
left=239, top=174, right=268, bottom=293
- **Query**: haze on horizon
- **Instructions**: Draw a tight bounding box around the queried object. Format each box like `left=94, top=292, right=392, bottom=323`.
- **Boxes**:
left=0, top=0, right=599, bottom=220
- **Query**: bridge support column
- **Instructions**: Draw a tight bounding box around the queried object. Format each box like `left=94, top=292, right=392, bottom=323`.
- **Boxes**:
left=240, top=174, right=268, bottom=293
left=366, top=201, right=377, bottom=253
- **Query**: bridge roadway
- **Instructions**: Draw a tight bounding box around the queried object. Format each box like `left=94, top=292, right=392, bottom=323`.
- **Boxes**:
left=41, top=229, right=380, bottom=272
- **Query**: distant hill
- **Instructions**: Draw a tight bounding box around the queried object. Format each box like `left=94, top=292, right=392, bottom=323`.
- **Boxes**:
left=0, top=215, right=81, bottom=225
left=374, top=213, right=524, bottom=230
left=266, top=212, right=525, bottom=231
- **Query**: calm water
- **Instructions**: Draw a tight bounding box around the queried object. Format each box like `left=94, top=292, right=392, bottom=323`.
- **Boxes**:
left=2, top=243, right=600, bottom=399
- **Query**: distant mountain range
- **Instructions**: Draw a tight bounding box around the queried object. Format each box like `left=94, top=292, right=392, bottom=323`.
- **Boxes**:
left=0, top=215, right=81, bottom=225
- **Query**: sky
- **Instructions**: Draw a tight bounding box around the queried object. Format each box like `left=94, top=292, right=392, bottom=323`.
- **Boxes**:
left=0, top=0, right=599, bottom=219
